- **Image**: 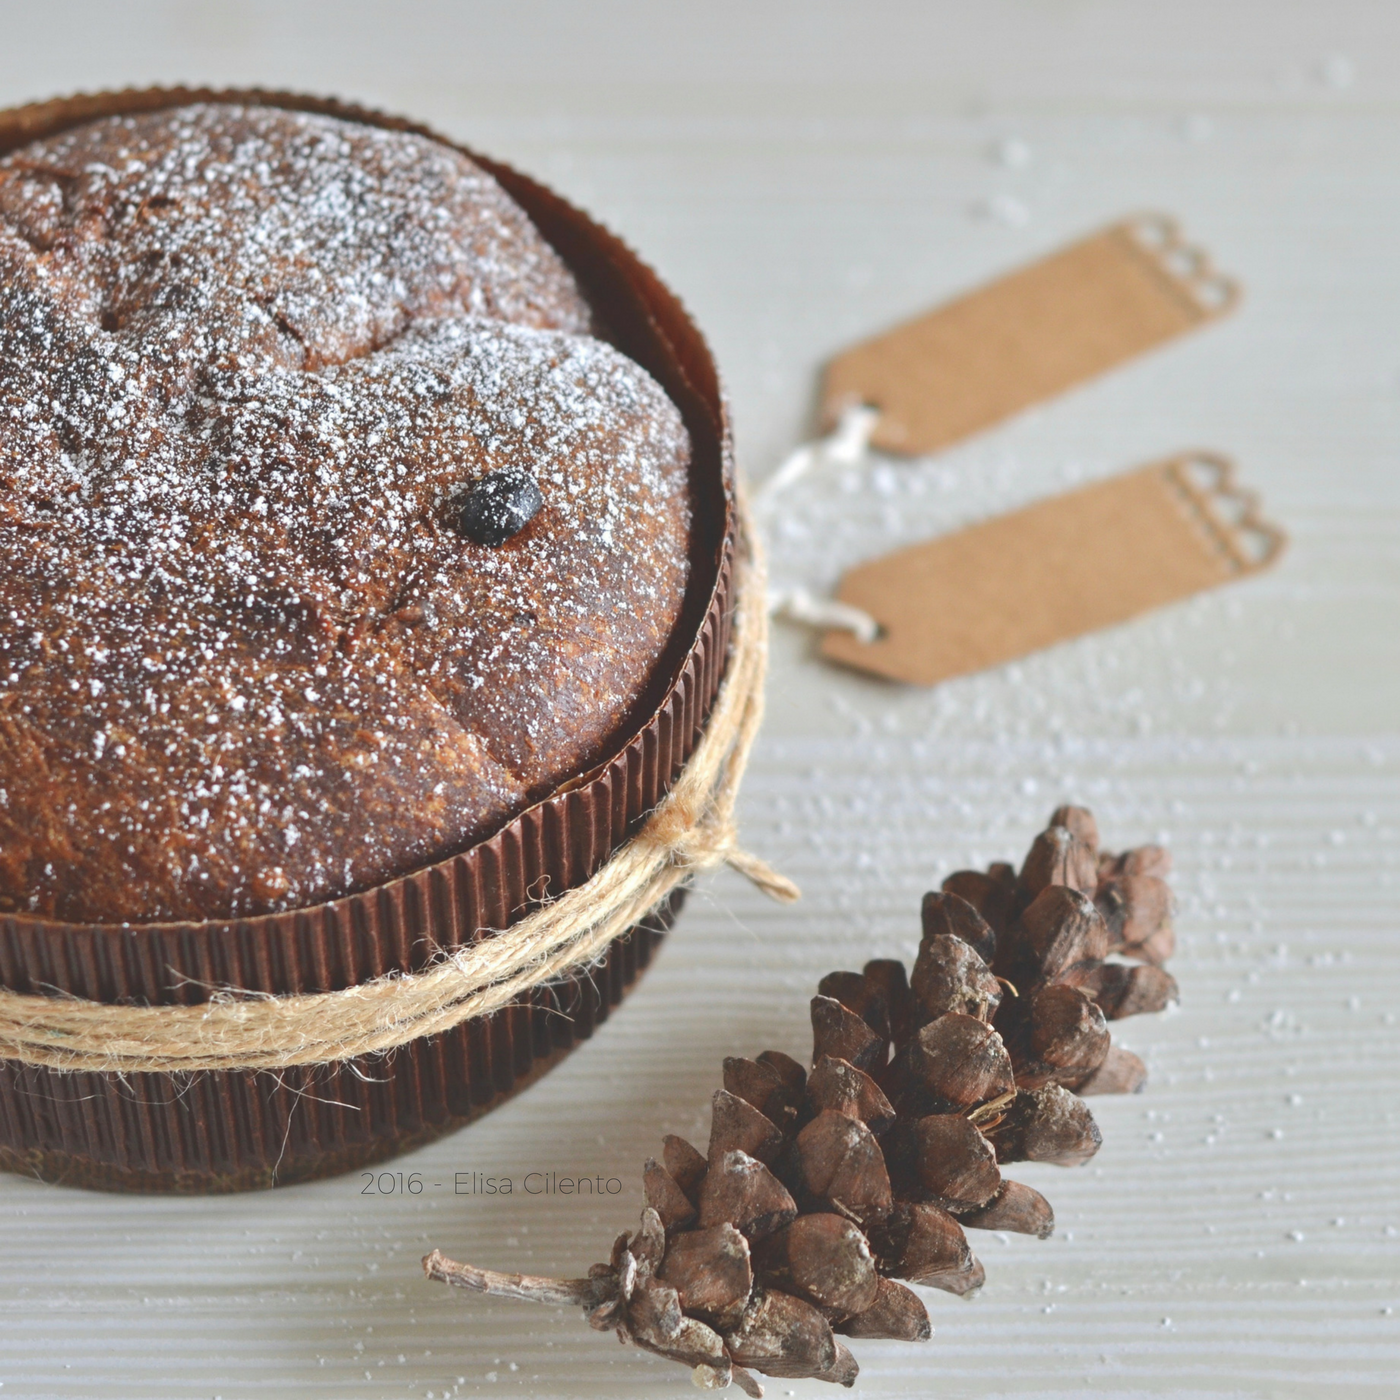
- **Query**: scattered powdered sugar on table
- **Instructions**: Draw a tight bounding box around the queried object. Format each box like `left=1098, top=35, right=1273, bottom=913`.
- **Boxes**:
left=0, top=104, right=692, bottom=923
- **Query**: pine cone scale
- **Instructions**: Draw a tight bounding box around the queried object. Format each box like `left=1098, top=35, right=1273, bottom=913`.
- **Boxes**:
left=697, top=1150, right=798, bottom=1242
left=835, top=1277, right=933, bottom=1341
left=752, top=1213, right=880, bottom=1316
left=657, top=1222, right=753, bottom=1326
left=958, top=1179, right=1055, bottom=1238
left=709, top=1090, right=785, bottom=1165
left=724, top=1288, right=841, bottom=1382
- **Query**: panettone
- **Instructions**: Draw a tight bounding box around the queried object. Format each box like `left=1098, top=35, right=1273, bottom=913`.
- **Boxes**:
left=0, top=102, right=695, bottom=924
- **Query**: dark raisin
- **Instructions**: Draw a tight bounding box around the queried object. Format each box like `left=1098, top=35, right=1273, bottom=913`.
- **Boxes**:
left=457, top=468, right=543, bottom=547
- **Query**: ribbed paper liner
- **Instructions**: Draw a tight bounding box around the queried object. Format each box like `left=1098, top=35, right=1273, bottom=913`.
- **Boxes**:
left=0, top=88, right=736, bottom=1191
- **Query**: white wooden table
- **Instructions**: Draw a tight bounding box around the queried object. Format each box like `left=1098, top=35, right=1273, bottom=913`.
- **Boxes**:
left=2, top=4, right=1397, bottom=1396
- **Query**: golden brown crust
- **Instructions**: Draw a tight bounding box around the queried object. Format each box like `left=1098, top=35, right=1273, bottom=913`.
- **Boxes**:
left=0, top=103, right=692, bottom=923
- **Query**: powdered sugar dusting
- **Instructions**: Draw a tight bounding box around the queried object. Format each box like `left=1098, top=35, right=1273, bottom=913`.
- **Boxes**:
left=0, top=104, right=692, bottom=923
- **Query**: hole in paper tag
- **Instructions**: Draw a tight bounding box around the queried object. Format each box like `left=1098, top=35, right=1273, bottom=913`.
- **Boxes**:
left=820, top=215, right=1240, bottom=456
left=817, top=453, right=1285, bottom=687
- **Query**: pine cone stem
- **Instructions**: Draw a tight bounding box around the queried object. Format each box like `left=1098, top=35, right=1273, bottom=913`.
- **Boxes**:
left=422, top=1250, right=600, bottom=1308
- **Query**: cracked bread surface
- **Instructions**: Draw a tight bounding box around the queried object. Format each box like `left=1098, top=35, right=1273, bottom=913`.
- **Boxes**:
left=0, top=103, right=693, bottom=923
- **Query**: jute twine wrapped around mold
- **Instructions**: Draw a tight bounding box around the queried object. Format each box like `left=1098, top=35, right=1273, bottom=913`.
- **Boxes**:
left=0, top=519, right=793, bottom=1076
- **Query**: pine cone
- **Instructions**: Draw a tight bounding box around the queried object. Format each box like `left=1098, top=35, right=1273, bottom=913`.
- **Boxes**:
left=425, top=807, right=1176, bottom=1395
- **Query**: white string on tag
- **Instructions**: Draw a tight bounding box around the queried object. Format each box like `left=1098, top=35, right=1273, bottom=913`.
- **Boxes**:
left=768, top=586, right=881, bottom=644
left=757, top=403, right=883, bottom=642
left=752, top=402, right=881, bottom=509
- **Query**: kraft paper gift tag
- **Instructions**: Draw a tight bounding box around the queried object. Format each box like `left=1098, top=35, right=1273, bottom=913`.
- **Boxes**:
left=821, top=214, right=1239, bottom=455
left=819, top=453, right=1285, bottom=686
